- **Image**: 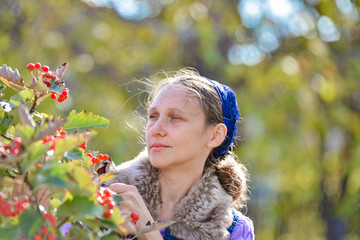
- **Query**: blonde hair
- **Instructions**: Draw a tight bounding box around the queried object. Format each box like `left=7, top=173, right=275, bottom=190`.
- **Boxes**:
left=147, top=68, right=249, bottom=209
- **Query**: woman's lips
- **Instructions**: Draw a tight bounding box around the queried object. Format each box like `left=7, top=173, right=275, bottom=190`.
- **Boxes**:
left=150, top=143, right=169, bottom=151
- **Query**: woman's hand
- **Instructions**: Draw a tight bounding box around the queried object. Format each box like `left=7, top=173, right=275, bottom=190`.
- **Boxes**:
left=109, top=183, right=163, bottom=240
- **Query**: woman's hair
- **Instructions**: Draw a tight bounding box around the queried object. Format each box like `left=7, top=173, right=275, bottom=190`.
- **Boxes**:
left=146, top=68, right=249, bottom=209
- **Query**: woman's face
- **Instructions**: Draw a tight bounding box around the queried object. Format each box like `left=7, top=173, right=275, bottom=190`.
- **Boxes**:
left=145, top=84, right=213, bottom=171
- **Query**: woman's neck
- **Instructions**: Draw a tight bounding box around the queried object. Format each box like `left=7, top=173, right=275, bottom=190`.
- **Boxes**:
left=157, top=166, right=204, bottom=220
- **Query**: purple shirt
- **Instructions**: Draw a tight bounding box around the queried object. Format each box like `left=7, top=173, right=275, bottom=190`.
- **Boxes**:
left=159, top=214, right=254, bottom=239
left=229, top=214, right=254, bottom=240
left=62, top=214, right=255, bottom=239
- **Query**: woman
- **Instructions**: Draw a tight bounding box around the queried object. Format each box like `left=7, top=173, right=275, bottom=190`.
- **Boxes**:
left=105, top=68, right=254, bottom=240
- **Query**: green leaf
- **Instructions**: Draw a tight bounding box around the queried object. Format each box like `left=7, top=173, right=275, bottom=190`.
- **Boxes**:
left=29, top=118, right=66, bottom=144
left=10, top=90, right=34, bottom=103
left=67, top=224, right=91, bottom=240
left=32, top=160, right=73, bottom=188
left=57, top=196, right=103, bottom=219
left=0, top=167, right=9, bottom=178
left=0, top=112, right=13, bottom=133
left=65, top=161, right=96, bottom=196
left=63, top=110, right=109, bottom=132
left=64, top=148, right=84, bottom=161
left=20, top=141, right=49, bottom=172
left=99, top=172, right=117, bottom=185
left=15, top=125, right=35, bottom=141
left=112, top=194, right=123, bottom=206
left=19, top=209, right=43, bottom=239
left=0, top=64, right=25, bottom=92
left=54, top=133, right=90, bottom=158
left=99, top=206, right=124, bottom=231
left=100, top=234, right=119, bottom=240
left=0, top=226, right=19, bottom=240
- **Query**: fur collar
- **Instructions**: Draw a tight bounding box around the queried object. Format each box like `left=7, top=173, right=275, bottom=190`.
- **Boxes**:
left=106, top=150, right=233, bottom=240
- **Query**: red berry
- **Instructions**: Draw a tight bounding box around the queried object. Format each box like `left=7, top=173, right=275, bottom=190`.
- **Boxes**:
left=11, top=137, right=22, bottom=155
left=79, top=142, right=87, bottom=150
left=103, top=154, right=109, bottom=160
left=86, top=153, right=93, bottom=158
left=4, top=145, right=9, bottom=150
left=130, top=212, right=139, bottom=221
left=103, top=188, right=112, bottom=197
left=48, top=233, right=56, bottom=240
left=91, top=157, right=99, bottom=163
left=43, top=135, right=55, bottom=144
left=43, top=79, right=51, bottom=87
left=58, top=131, right=66, bottom=137
left=103, top=209, right=113, bottom=218
left=102, top=196, right=112, bottom=204
left=51, top=92, right=57, bottom=100
left=41, top=65, right=49, bottom=72
left=45, top=72, right=51, bottom=78
left=57, top=94, right=66, bottom=102
left=35, top=62, right=41, bottom=69
left=27, top=63, right=35, bottom=71
left=41, top=227, right=48, bottom=235
left=98, top=154, right=104, bottom=160
left=13, top=137, right=22, bottom=145
left=33, top=233, right=43, bottom=240
left=107, top=200, right=115, bottom=209
left=49, top=142, right=56, bottom=150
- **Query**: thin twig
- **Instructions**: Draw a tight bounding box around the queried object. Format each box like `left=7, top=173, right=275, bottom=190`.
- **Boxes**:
left=1, top=133, right=13, bottom=141
left=30, top=91, right=38, bottom=114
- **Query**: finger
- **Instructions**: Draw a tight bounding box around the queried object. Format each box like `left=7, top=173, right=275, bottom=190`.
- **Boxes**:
left=109, top=183, right=137, bottom=194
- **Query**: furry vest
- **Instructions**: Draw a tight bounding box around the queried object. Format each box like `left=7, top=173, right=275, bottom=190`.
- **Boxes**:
left=105, top=150, right=234, bottom=240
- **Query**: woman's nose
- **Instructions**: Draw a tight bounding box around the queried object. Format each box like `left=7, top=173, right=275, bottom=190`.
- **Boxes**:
left=150, top=118, right=167, bottom=137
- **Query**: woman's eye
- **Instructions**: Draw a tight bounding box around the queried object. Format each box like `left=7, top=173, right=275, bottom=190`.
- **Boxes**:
left=148, top=114, right=157, bottom=119
left=170, top=115, right=180, bottom=120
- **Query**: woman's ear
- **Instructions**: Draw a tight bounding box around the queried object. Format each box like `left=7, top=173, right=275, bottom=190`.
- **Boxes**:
left=207, top=123, right=227, bottom=148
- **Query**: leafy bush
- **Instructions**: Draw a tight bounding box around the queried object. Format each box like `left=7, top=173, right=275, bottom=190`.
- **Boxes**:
left=0, top=62, right=170, bottom=240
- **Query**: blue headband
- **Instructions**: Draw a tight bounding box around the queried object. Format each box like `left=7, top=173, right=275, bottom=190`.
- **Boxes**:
left=207, top=79, right=240, bottom=158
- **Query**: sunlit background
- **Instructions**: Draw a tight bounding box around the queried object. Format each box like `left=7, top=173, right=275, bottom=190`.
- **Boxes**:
left=1, top=0, right=360, bottom=239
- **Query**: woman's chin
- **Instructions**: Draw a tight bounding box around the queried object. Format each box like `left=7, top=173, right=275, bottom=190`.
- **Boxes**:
left=150, top=158, right=166, bottom=169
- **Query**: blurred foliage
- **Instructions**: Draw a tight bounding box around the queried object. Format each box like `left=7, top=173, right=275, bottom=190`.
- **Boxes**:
left=1, top=0, right=360, bottom=239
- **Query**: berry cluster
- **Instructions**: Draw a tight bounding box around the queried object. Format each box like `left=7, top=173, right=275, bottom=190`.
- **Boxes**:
left=3, top=137, right=22, bottom=155
left=27, top=62, right=55, bottom=87
left=50, top=88, right=68, bottom=103
left=0, top=194, right=28, bottom=218
left=86, top=152, right=110, bottom=164
left=27, top=62, right=69, bottom=102
left=31, top=228, right=56, bottom=240
left=43, top=212, right=58, bottom=228
left=25, top=213, right=58, bottom=240
left=130, top=212, right=139, bottom=224
left=97, top=188, right=116, bottom=218
left=42, top=128, right=67, bottom=151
